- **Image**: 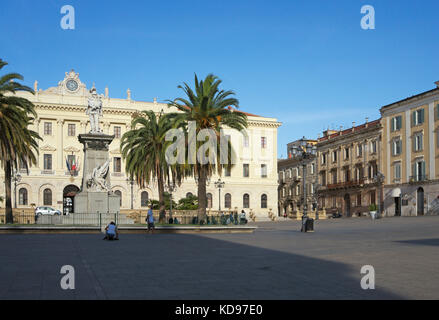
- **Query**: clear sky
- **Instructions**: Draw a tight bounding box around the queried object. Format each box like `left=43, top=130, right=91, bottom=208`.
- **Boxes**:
left=1, top=0, right=438, bottom=158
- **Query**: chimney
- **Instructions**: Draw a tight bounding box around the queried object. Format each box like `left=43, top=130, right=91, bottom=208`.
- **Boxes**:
left=435, top=81, right=439, bottom=88
left=365, top=117, right=369, bottom=128
left=352, top=122, right=355, bottom=132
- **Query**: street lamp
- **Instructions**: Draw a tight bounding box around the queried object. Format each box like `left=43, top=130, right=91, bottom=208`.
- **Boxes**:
left=214, top=178, right=225, bottom=211
left=291, top=141, right=317, bottom=231
left=165, top=182, right=176, bottom=219
left=12, top=170, right=22, bottom=208
left=374, top=172, right=385, bottom=216
left=126, top=178, right=134, bottom=210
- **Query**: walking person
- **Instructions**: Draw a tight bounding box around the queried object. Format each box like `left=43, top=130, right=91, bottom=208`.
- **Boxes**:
left=146, top=206, right=155, bottom=234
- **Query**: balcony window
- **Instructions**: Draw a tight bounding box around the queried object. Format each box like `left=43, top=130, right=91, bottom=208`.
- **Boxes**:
left=391, top=116, right=402, bottom=131
left=44, top=122, right=52, bottom=135
left=412, top=109, right=425, bottom=126
left=392, top=139, right=402, bottom=156
left=394, top=162, right=401, bottom=181
left=68, top=123, right=76, bottom=136
left=413, top=133, right=423, bottom=152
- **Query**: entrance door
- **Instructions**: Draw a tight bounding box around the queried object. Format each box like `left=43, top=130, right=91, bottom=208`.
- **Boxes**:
left=63, top=185, right=79, bottom=215
left=344, top=194, right=351, bottom=217
left=394, top=197, right=401, bottom=216
left=417, top=187, right=424, bottom=216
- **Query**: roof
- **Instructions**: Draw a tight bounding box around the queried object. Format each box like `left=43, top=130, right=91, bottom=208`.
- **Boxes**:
left=380, top=87, right=439, bottom=112
left=318, top=119, right=381, bottom=143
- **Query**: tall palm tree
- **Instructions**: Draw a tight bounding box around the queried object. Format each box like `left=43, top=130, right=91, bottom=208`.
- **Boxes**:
left=167, top=74, right=248, bottom=223
left=0, top=59, right=41, bottom=223
left=121, top=110, right=186, bottom=223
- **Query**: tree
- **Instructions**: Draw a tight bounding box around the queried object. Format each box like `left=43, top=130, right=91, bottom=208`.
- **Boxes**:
left=177, top=194, right=198, bottom=210
left=0, top=59, right=41, bottom=223
left=167, top=74, right=248, bottom=223
left=121, top=111, right=184, bottom=223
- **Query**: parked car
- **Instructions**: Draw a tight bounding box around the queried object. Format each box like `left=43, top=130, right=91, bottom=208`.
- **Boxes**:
left=35, top=206, right=62, bottom=216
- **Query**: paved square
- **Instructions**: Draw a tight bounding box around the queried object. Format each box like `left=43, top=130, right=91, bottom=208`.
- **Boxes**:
left=1, top=216, right=438, bottom=299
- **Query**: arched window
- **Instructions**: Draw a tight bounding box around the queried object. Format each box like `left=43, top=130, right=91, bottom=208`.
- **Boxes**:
left=19, top=188, right=28, bottom=206
left=115, top=190, right=122, bottom=206
left=225, top=193, right=231, bottom=209
left=186, top=192, right=193, bottom=198
left=43, top=189, right=52, bottom=206
left=261, top=194, right=267, bottom=208
left=141, top=191, right=149, bottom=207
left=206, top=193, right=212, bottom=209
left=243, top=194, right=250, bottom=208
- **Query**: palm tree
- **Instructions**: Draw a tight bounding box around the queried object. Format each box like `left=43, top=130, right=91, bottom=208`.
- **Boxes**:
left=121, top=110, right=186, bottom=223
left=167, top=74, right=248, bottom=223
left=0, top=59, right=41, bottom=223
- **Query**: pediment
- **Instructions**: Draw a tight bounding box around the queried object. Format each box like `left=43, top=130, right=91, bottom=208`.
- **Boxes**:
left=64, top=146, right=81, bottom=153
left=40, top=144, right=56, bottom=152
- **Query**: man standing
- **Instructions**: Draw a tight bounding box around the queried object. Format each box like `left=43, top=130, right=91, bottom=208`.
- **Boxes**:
left=147, top=206, right=155, bottom=233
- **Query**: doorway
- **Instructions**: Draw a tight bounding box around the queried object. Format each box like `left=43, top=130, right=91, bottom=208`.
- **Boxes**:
left=417, top=187, right=424, bottom=216
left=63, top=185, right=79, bottom=215
left=344, top=194, right=351, bottom=217
left=394, top=197, right=401, bottom=216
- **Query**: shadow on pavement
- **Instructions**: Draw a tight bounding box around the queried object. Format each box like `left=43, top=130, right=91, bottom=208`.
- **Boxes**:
left=0, top=233, right=403, bottom=300
left=395, top=238, right=439, bottom=247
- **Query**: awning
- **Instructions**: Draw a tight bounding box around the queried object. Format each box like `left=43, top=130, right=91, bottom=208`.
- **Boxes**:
left=391, top=188, right=401, bottom=197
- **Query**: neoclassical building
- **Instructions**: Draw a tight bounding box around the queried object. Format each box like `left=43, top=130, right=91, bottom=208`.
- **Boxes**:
left=316, top=120, right=382, bottom=217
left=0, top=70, right=281, bottom=220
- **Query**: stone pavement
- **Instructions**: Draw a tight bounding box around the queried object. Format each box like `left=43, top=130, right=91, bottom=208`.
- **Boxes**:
left=0, top=216, right=438, bottom=299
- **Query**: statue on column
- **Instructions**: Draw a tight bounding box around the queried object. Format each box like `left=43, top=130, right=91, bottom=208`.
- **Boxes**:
left=87, top=86, right=103, bottom=134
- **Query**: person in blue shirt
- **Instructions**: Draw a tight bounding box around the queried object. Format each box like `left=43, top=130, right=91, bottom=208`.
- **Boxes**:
left=146, top=206, right=155, bottom=233
left=103, top=221, right=118, bottom=240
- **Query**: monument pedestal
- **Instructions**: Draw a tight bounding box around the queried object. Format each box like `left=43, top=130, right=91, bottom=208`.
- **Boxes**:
left=74, top=133, right=121, bottom=214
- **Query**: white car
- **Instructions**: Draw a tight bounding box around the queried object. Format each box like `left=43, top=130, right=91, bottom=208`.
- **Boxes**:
left=35, top=206, right=62, bottom=216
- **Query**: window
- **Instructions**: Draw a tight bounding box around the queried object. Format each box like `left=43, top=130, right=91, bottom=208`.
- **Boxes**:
left=186, top=192, right=193, bottom=198
left=44, top=154, right=52, bottom=170
left=394, top=162, right=401, bottom=181
left=392, top=139, right=402, bottom=156
left=310, top=163, right=315, bottom=174
left=413, top=160, right=426, bottom=181
left=68, top=124, right=76, bottom=136
left=224, top=166, right=231, bottom=177
left=332, top=150, right=337, bottom=162
left=356, top=194, right=362, bottom=207
left=43, top=189, right=52, bottom=206
left=370, top=140, right=377, bottom=154
left=261, top=137, right=267, bottom=149
left=225, top=193, right=231, bottom=209
left=321, top=153, right=327, bottom=165
left=413, top=133, right=423, bottom=152
left=114, top=190, right=122, bottom=206
left=370, top=191, right=376, bottom=205
left=344, top=147, right=350, bottom=160
left=261, top=164, right=267, bottom=178
left=114, top=126, right=121, bottom=139
left=19, top=188, right=28, bottom=206
left=261, top=194, right=267, bottom=209
left=113, top=157, right=121, bottom=173
left=357, top=144, right=363, bottom=157
left=44, top=122, right=52, bottom=135
left=391, top=116, right=402, bottom=131
left=207, top=193, right=212, bottom=209
left=412, top=109, right=425, bottom=126
left=243, top=135, right=249, bottom=148
left=243, top=164, right=249, bottom=177
left=344, top=167, right=350, bottom=182
left=243, top=194, right=250, bottom=208
left=320, top=171, right=326, bottom=186
left=141, top=191, right=149, bottom=207
left=331, top=169, right=337, bottom=184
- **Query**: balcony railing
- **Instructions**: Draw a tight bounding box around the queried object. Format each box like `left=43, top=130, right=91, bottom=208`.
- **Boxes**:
left=326, top=179, right=365, bottom=189
left=409, top=175, right=428, bottom=182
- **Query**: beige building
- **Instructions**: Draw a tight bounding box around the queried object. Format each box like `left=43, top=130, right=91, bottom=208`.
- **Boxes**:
left=381, top=81, right=439, bottom=216
left=0, top=70, right=281, bottom=220
left=317, top=120, right=382, bottom=217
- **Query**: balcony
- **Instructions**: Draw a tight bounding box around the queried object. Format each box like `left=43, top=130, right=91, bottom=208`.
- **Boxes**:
left=409, top=175, right=428, bottom=183
left=326, top=179, right=365, bottom=189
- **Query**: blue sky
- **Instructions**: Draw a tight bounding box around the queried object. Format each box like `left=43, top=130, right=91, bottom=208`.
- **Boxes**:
left=1, top=0, right=438, bottom=158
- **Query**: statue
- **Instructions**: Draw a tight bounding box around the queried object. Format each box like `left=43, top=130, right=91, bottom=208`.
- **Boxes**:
left=87, top=86, right=103, bottom=134
left=86, top=159, right=111, bottom=192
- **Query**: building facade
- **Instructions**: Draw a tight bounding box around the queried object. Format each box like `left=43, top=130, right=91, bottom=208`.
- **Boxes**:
left=381, top=82, right=439, bottom=216
left=0, top=70, right=281, bottom=220
left=278, top=138, right=318, bottom=218
left=317, top=120, right=382, bottom=217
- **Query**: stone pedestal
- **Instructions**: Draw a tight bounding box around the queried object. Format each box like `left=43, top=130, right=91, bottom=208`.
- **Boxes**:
left=74, top=133, right=121, bottom=214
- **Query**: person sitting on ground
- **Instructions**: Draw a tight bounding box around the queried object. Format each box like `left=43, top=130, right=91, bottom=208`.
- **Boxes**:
left=103, top=221, right=119, bottom=240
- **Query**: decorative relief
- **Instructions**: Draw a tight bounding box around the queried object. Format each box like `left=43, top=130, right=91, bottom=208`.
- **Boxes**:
left=40, top=144, right=57, bottom=152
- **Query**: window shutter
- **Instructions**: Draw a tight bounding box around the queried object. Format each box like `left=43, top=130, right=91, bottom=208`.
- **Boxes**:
left=391, top=118, right=395, bottom=132
left=421, top=161, right=426, bottom=179
left=398, top=116, right=402, bottom=129
left=420, top=109, right=425, bottom=124
left=412, top=111, right=416, bottom=127
left=412, top=163, right=416, bottom=179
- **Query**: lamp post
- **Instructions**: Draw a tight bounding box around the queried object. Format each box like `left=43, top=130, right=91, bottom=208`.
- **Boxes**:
left=126, top=178, right=134, bottom=210
left=12, top=170, right=22, bottom=208
left=214, top=178, right=225, bottom=211
left=291, top=140, right=317, bottom=231
left=165, top=182, right=176, bottom=219
left=374, top=172, right=385, bottom=216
